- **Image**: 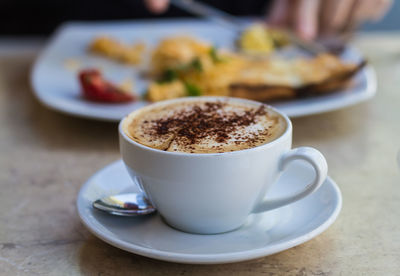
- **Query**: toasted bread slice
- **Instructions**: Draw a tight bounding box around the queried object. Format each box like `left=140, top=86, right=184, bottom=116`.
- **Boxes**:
left=229, top=55, right=366, bottom=102
left=295, top=60, right=366, bottom=97
left=229, top=84, right=296, bottom=101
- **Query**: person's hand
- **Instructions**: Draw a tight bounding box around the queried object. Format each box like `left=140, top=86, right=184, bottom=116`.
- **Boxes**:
left=267, top=0, right=393, bottom=40
left=144, top=0, right=170, bottom=14
left=144, top=0, right=392, bottom=41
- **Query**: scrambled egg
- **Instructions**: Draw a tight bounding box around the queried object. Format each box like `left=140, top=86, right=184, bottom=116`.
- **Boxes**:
left=239, top=24, right=289, bottom=55
left=147, top=80, right=186, bottom=102
left=150, top=36, right=211, bottom=76
left=89, top=36, right=146, bottom=65
left=147, top=36, right=248, bottom=101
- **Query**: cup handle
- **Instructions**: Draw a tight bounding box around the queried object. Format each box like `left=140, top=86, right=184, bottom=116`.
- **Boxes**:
left=252, top=147, right=328, bottom=213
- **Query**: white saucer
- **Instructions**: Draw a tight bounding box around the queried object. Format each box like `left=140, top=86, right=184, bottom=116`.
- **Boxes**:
left=77, top=160, right=342, bottom=264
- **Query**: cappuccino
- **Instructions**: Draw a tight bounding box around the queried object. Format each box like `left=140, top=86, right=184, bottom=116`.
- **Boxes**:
left=123, top=98, right=286, bottom=153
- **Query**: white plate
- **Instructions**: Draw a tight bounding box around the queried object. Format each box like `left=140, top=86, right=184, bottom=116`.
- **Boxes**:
left=77, top=160, right=342, bottom=264
left=32, top=20, right=376, bottom=121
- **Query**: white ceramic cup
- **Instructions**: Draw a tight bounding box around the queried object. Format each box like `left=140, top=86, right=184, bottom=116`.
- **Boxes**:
left=119, top=97, right=328, bottom=234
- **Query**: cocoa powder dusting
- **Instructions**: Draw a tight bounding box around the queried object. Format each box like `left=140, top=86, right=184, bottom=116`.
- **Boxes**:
left=145, top=102, right=269, bottom=148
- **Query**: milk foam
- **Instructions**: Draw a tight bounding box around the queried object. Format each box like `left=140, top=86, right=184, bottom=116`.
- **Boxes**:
left=123, top=98, right=286, bottom=153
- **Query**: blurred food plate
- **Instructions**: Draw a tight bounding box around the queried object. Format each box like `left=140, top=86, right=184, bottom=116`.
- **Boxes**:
left=31, top=20, right=376, bottom=121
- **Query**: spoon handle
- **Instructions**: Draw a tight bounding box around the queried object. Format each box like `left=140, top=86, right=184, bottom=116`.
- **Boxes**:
left=93, top=193, right=156, bottom=216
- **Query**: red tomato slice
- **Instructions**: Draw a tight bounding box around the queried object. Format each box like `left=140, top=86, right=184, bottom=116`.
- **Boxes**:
left=78, top=69, right=136, bottom=103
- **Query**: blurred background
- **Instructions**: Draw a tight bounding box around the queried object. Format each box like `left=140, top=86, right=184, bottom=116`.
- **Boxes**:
left=362, top=0, right=400, bottom=30
left=0, top=0, right=398, bottom=35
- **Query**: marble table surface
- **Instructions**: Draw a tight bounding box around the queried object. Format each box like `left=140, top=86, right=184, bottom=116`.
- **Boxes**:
left=0, top=33, right=399, bottom=275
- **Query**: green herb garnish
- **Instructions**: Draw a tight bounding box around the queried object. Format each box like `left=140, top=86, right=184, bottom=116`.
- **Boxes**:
left=209, top=46, right=227, bottom=63
left=209, top=46, right=221, bottom=63
left=188, top=58, right=203, bottom=72
left=158, top=57, right=203, bottom=83
left=157, top=69, right=178, bottom=83
left=184, top=82, right=202, bottom=96
left=177, top=58, right=203, bottom=72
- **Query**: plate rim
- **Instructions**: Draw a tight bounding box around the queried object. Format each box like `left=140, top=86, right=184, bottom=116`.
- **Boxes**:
left=77, top=160, right=342, bottom=264
left=31, top=20, right=376, bottom=121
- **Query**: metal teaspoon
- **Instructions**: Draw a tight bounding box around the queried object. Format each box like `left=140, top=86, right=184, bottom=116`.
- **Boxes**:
left=92, top=193, right=156, bottom=216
